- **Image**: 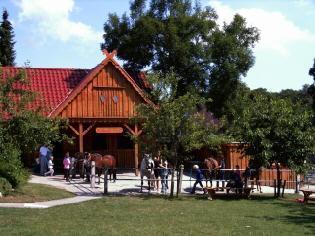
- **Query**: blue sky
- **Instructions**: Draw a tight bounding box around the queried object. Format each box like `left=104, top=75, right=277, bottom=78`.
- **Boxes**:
left=1, top=0, right=315, bottom=92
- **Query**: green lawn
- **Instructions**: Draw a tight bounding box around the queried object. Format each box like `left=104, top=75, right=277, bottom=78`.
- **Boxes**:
left=0, top=194, right=314, bottom=235
left=0, top=183, right=74, bottom=203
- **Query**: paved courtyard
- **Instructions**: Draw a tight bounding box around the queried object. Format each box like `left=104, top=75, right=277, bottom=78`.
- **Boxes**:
left=1, top=171, right=312, bottom=209
left=29, top=171, right=298, bottom=196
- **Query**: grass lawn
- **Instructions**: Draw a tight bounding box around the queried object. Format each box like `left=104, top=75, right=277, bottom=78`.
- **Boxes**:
left=0, top=194, right=314, bottom=235
left=0, top=183, right=74, bottom=203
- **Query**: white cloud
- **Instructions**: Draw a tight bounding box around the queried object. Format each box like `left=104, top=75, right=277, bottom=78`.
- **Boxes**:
left=16, top=0, right=102, bottom=46
left=209, top=0, right=315, bottom=55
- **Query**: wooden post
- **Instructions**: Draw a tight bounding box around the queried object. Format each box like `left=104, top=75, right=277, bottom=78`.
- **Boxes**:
left=134, top=124, right=139, bottom=176
left=295, top=174, right=300, bottom=194
left=134, top=142, right=139, bottom=176
left=104, top=168, right=108, bottom=195
left=79, top=123, right=84, bottom=153
left=176, top=165, right=184, bottom=197
left=170, top=168, right=175, bottom=198
left=281, top=180, right=286, bottom=198
left=274, top=179, right=277, bottom=197
left=91, top=161, right=95, bottom=188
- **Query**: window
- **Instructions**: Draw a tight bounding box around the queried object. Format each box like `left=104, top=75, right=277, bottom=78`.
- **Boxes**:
left=113, top=95, right=118, bottom=104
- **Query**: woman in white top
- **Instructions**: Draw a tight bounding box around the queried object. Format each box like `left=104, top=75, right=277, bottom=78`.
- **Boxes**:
left=44, top=156, right=54, bottom=176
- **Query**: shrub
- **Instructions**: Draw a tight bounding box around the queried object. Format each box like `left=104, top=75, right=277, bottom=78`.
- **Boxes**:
left=0, top=142, right=29, bottom=188
left=0, top=177, right=12, bottom=195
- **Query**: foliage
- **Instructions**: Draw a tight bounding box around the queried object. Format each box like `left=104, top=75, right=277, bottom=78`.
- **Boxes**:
left=0, top=9, right=15, bottom=66
left=6, top=112, right=70, bottom=155
left=0, top=68, right=71, bottom=188
left=102, top=0, right=259, bottom=117
left=0, top=177, right=12, bottom=195
left=230, top=93, right=315, bottom=174
left=134, top=72, right=228, bottom=165
left=0, top=127, right=28, bottom=188
left=309, top=58, right=315, bottom=111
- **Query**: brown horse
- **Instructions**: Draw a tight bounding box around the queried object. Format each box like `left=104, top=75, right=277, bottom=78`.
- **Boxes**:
left=203, top=157, right=221, bottom=187
left=89, top=153, right=117, bottom=184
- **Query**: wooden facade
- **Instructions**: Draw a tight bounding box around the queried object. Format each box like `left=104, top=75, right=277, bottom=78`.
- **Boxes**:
left=49, top=51, right=153, bottom=172
left=222, top=143, right=297, bottom=189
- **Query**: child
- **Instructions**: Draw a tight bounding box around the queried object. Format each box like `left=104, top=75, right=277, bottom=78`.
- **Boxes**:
left=63, top=152, right=71, bottom=181
left=190, top=165, right=204, bottom=194
left=44, top=156, right=54, bottom=176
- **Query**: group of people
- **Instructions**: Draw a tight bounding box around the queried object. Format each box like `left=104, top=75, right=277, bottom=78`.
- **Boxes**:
left=63, top=152, right=78, bottom=182
left=153, top=153, right=170, bottom=193
left=38, top=145, right=54, bottom=176
left=190, top=163, right=263, bottom=194
left=38, top=145, right=76, bottom=182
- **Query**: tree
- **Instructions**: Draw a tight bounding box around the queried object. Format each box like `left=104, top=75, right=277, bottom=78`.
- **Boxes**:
left=308, top=58, right=315, bottom=111
left=0, top=68, right=71, bottom=187
left=0, top=9, right=16, bottom=66
left=133, top=72, right=228, bottom=166
left=102, top=0, right=259, bottom=117
left=231, top=94, right=314, bottom=197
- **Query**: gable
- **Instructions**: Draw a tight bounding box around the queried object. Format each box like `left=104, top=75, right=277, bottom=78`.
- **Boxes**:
left=50, top=59, right=153, bottom=119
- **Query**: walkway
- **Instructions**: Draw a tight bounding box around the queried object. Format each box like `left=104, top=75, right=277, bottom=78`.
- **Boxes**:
left=0, top=172, right=304, bottom=209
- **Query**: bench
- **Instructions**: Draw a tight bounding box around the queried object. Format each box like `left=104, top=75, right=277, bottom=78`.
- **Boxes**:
left=300, top=189, right=315, bottom=203
left=204, top=186, right=254, bottom=200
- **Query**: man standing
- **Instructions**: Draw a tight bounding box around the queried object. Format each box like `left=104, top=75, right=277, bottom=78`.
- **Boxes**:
left=39, top=145, right=49, bottom=176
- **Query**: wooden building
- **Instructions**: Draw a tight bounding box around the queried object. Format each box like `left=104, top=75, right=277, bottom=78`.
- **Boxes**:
left=2, top=50, right=154, bottom=170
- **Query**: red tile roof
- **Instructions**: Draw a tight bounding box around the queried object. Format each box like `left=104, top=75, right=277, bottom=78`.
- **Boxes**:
left=1, top=65, right=152, bottom=116
left=1, top=67, right=89, bottom=115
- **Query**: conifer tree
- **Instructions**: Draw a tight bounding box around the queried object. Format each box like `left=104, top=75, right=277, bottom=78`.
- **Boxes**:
left=0, top=9, right=16, bottom=66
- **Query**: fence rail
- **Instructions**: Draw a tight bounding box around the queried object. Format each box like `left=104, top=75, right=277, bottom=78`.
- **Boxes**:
left=84, top=166, right=301, bottom=196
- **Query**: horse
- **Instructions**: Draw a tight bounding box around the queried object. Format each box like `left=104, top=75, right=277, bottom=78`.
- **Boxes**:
left=87, top=153, right=117, bottom=184
left=202, top=157, right=221, bottom=187
left=140, top=154, right=155, bottom=192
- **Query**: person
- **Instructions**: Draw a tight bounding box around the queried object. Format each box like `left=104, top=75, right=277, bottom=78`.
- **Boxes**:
left=191, top=165, right=204, bottom=194
left=70, top=155, right=76, bottom=179
left=243, top=166, right=251, bottom=187
left=220, top=158, right=225, bottom=180
left=153, top=153, right=161, bottom=191
left=39, top=144, right=49, bottom=176
left=63, top=152, right=71, bottom=181
left=84, top=152, right=91, bottom=182
left=234, top=165, right=243, bottom=194
left=160, top=160, right=168, bottom=194
left=44, top=156, right=54, bottom=176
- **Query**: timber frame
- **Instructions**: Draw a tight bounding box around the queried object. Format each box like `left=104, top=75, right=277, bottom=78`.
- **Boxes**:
left=48, top=50, right=154, bottom=174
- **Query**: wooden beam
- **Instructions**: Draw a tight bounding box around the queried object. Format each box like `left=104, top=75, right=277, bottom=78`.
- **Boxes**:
left=83, top=123, right=95, bottom=136
left=79, top=123, right=84, bottom=153
left=69, top=125, right=79, bottom=136
left=124, top=124, right=135, bottom=136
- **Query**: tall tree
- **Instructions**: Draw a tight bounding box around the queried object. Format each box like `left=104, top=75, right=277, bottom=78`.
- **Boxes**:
left=308, top=58, right=315, bottom=111
left=133, top=72, right=228, bottom=166
left=0, top=9, right=16, bottom=66
left=231, top=94, right=314, bottom=197
left=102, top=0, right=259, bottom=117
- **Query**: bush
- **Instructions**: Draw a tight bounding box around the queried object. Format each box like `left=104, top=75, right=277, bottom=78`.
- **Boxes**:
left=0, top=177, right=12, bottom=195
left=0, top=142, right=29, bottom=188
